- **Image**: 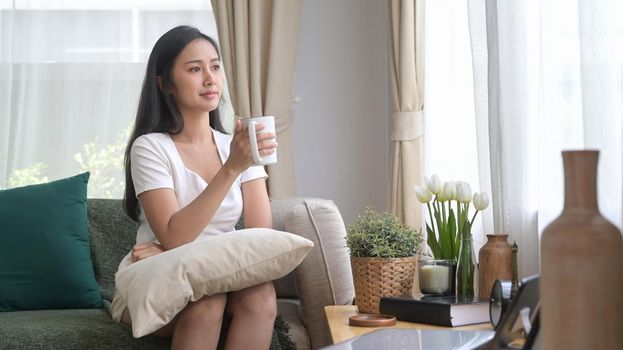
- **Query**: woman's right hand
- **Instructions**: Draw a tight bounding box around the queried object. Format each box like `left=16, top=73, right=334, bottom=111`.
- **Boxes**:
left=224, top=120, right=277, bottom=173
left=131, top=242, right=165, bottom=262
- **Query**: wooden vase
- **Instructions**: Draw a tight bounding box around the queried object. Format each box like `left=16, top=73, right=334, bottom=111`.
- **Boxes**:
left=478, top=234, right=512, bottom=299
left=541, top=150, right=623, bottom=349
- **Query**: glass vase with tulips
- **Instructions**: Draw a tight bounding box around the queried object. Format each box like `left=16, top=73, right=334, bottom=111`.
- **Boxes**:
left=414, top=175, right=489, bottom=296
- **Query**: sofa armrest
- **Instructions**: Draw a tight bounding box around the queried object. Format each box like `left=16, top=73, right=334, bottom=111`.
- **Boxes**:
left=270, top=197, right=308, bottom=298
left=282, top=198, right=354, bottom=349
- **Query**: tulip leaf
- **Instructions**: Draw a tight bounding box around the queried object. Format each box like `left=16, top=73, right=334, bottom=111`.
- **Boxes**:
left=463, top=220, right=472, bottom=235
left=439, top=228, right=449, bottom=260
left=448, top=209, right=457, bottom=260
left=433, top=208, right=444, bottom=234
left=455, top=209, right=464, bottom=258
left=426, top=224, right=441, bottom=258
left=455, top=231, right=461, bottom=260
left=456, top=205, right=464, bottom=240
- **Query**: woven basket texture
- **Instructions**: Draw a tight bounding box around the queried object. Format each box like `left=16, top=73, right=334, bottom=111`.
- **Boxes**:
left=350, top=256, right=417, bottom=314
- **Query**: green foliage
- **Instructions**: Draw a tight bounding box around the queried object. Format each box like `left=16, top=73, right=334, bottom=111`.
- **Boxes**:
left=7, top=163, right=49, bottom=188
left=74, top=126, right=130, bottom=198
left=4, top=125, right=130, bottom=198
left=346, top=207, right=423, bottom=258
left=271, top=314, right=296, bottom=350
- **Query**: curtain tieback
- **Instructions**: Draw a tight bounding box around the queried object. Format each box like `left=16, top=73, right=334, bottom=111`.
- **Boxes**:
left=391, top=111, right=423, bottom=141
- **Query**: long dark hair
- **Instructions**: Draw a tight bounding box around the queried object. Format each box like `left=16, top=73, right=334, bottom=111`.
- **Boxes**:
left=123, top=26, right=227, bottom=220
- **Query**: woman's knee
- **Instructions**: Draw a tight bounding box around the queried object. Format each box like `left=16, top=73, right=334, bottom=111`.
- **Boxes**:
left=229, top=282, right=277, bottom=317
left=179, top=293, right=228, bottom=325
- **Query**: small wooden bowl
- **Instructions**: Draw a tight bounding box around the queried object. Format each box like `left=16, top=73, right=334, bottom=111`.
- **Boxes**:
left=348, top=313, right=397, bottom=327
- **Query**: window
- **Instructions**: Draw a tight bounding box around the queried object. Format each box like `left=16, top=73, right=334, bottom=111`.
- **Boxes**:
left=0, top=0, right=233, bottom=197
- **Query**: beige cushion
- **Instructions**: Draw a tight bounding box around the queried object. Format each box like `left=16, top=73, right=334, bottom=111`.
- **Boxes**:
left=270, top=197, right=308, bottom=298
left=284, top=199, right=355, bottom=349
left=114, top=228, right=313, bottom=337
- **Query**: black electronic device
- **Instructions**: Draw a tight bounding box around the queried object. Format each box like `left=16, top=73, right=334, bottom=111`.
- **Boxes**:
left=477, top=275, right=540, bottom=350
left=489, top=279, right=512, bottom=328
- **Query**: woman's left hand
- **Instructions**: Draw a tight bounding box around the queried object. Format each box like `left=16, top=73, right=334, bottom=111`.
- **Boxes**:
left=132, top=242, right=165, bottom=262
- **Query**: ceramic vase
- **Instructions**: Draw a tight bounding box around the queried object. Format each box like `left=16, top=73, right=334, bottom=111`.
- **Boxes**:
left=541, top=150, right=623, bottom=349
left=478, top=234, right=512, bottom=299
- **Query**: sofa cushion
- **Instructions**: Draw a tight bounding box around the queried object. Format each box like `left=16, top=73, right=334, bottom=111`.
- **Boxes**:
left=0, top=309, right=170, bottom=349
left=87, top=198, right=140, bottom=302
left=114, top=228, right=314, bottom=337
left=284, top=199, right=355, bottom=349
left=270, top=197, right=307, bottom=298
left=0, top=308, right=295, bottom=350
left=0, top=172, right=102, bottom=311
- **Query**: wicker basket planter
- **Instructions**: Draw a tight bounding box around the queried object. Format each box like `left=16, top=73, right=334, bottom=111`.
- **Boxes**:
left=351, top=256, right=418, bottom=314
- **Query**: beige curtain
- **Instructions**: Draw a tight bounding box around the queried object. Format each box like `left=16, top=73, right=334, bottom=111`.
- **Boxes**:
left=211, top=0, right=301, bottom=197
left=388, top=0, right=424, bottom=229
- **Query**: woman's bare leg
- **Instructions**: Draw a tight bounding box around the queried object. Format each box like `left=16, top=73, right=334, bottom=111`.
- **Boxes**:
left=171, top=293, right=227, bottom=350
left=121, top=293, right=227, bottom=349
left=224, top=282, right=277, bottom=350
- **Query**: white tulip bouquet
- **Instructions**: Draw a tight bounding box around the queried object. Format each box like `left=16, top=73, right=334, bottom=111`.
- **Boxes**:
left=414, top=175, right=489, bottom=262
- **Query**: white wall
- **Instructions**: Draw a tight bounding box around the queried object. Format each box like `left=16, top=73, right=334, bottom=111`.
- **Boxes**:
left=292, top=0, right=389, bottom=225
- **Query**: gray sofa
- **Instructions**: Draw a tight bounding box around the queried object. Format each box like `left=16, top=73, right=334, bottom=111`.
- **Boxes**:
left=0, top=197, right=354, bottom=349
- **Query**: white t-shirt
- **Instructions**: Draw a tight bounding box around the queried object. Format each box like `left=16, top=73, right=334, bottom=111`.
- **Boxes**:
left=130, top=129, right=268, bottom=244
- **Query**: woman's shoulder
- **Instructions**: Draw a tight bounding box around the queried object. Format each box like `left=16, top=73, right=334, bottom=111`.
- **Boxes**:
left=131, top=133, right=173, bottom=153
left=135, top=132, right=169, bottom=143
left=133, top=132, right=170, bottom=146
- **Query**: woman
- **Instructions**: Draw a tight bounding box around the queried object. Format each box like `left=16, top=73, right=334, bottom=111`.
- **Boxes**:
left=112, top=26, right=278, bottom=349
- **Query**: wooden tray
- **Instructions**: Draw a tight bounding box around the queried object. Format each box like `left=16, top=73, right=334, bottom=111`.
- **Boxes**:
left=348, top=313, right=397, bottom=327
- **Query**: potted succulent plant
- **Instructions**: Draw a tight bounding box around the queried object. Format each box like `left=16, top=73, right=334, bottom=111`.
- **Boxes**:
left=345, top=207, right=423, bottom=314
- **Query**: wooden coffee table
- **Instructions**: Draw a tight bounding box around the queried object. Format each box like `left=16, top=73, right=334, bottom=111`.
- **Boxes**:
left=325, top=305, right=493, bottom=344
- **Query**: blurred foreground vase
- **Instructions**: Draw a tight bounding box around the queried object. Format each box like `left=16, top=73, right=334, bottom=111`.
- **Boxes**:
left=541, top=150, right=623, bottom=349
left=478, top=234, right=512, bottom=299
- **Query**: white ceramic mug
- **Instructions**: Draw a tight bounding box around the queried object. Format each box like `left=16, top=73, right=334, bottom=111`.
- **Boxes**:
left=240, top=116, right=277, bottom=166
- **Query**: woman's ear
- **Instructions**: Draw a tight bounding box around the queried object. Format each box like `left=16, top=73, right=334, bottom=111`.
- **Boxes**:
left=156, top=76, right=165, bottom=93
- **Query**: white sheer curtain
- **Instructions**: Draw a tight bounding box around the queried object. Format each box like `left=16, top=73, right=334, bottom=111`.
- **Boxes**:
left=423, top=0, right=492, bottom=252
left=466, top=0, right=623, bottom=277
left=426, top=0, right=622, bottom=278
left=0, top=1, right=228, bottom=197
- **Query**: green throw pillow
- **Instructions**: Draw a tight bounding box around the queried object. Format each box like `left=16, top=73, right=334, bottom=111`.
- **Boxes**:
left=0, top=172, right=102, bottom=311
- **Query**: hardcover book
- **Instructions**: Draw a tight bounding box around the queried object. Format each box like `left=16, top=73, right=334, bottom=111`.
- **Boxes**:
left=379, top=295, right=490, bottom=327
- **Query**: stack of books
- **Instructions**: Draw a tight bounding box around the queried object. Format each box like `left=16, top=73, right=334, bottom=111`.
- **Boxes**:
left=379, top=295, right=490, bottom=327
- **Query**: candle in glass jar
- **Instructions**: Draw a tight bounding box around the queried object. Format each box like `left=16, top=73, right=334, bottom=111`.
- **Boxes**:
left=420, top=264, right=450, bottom=294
